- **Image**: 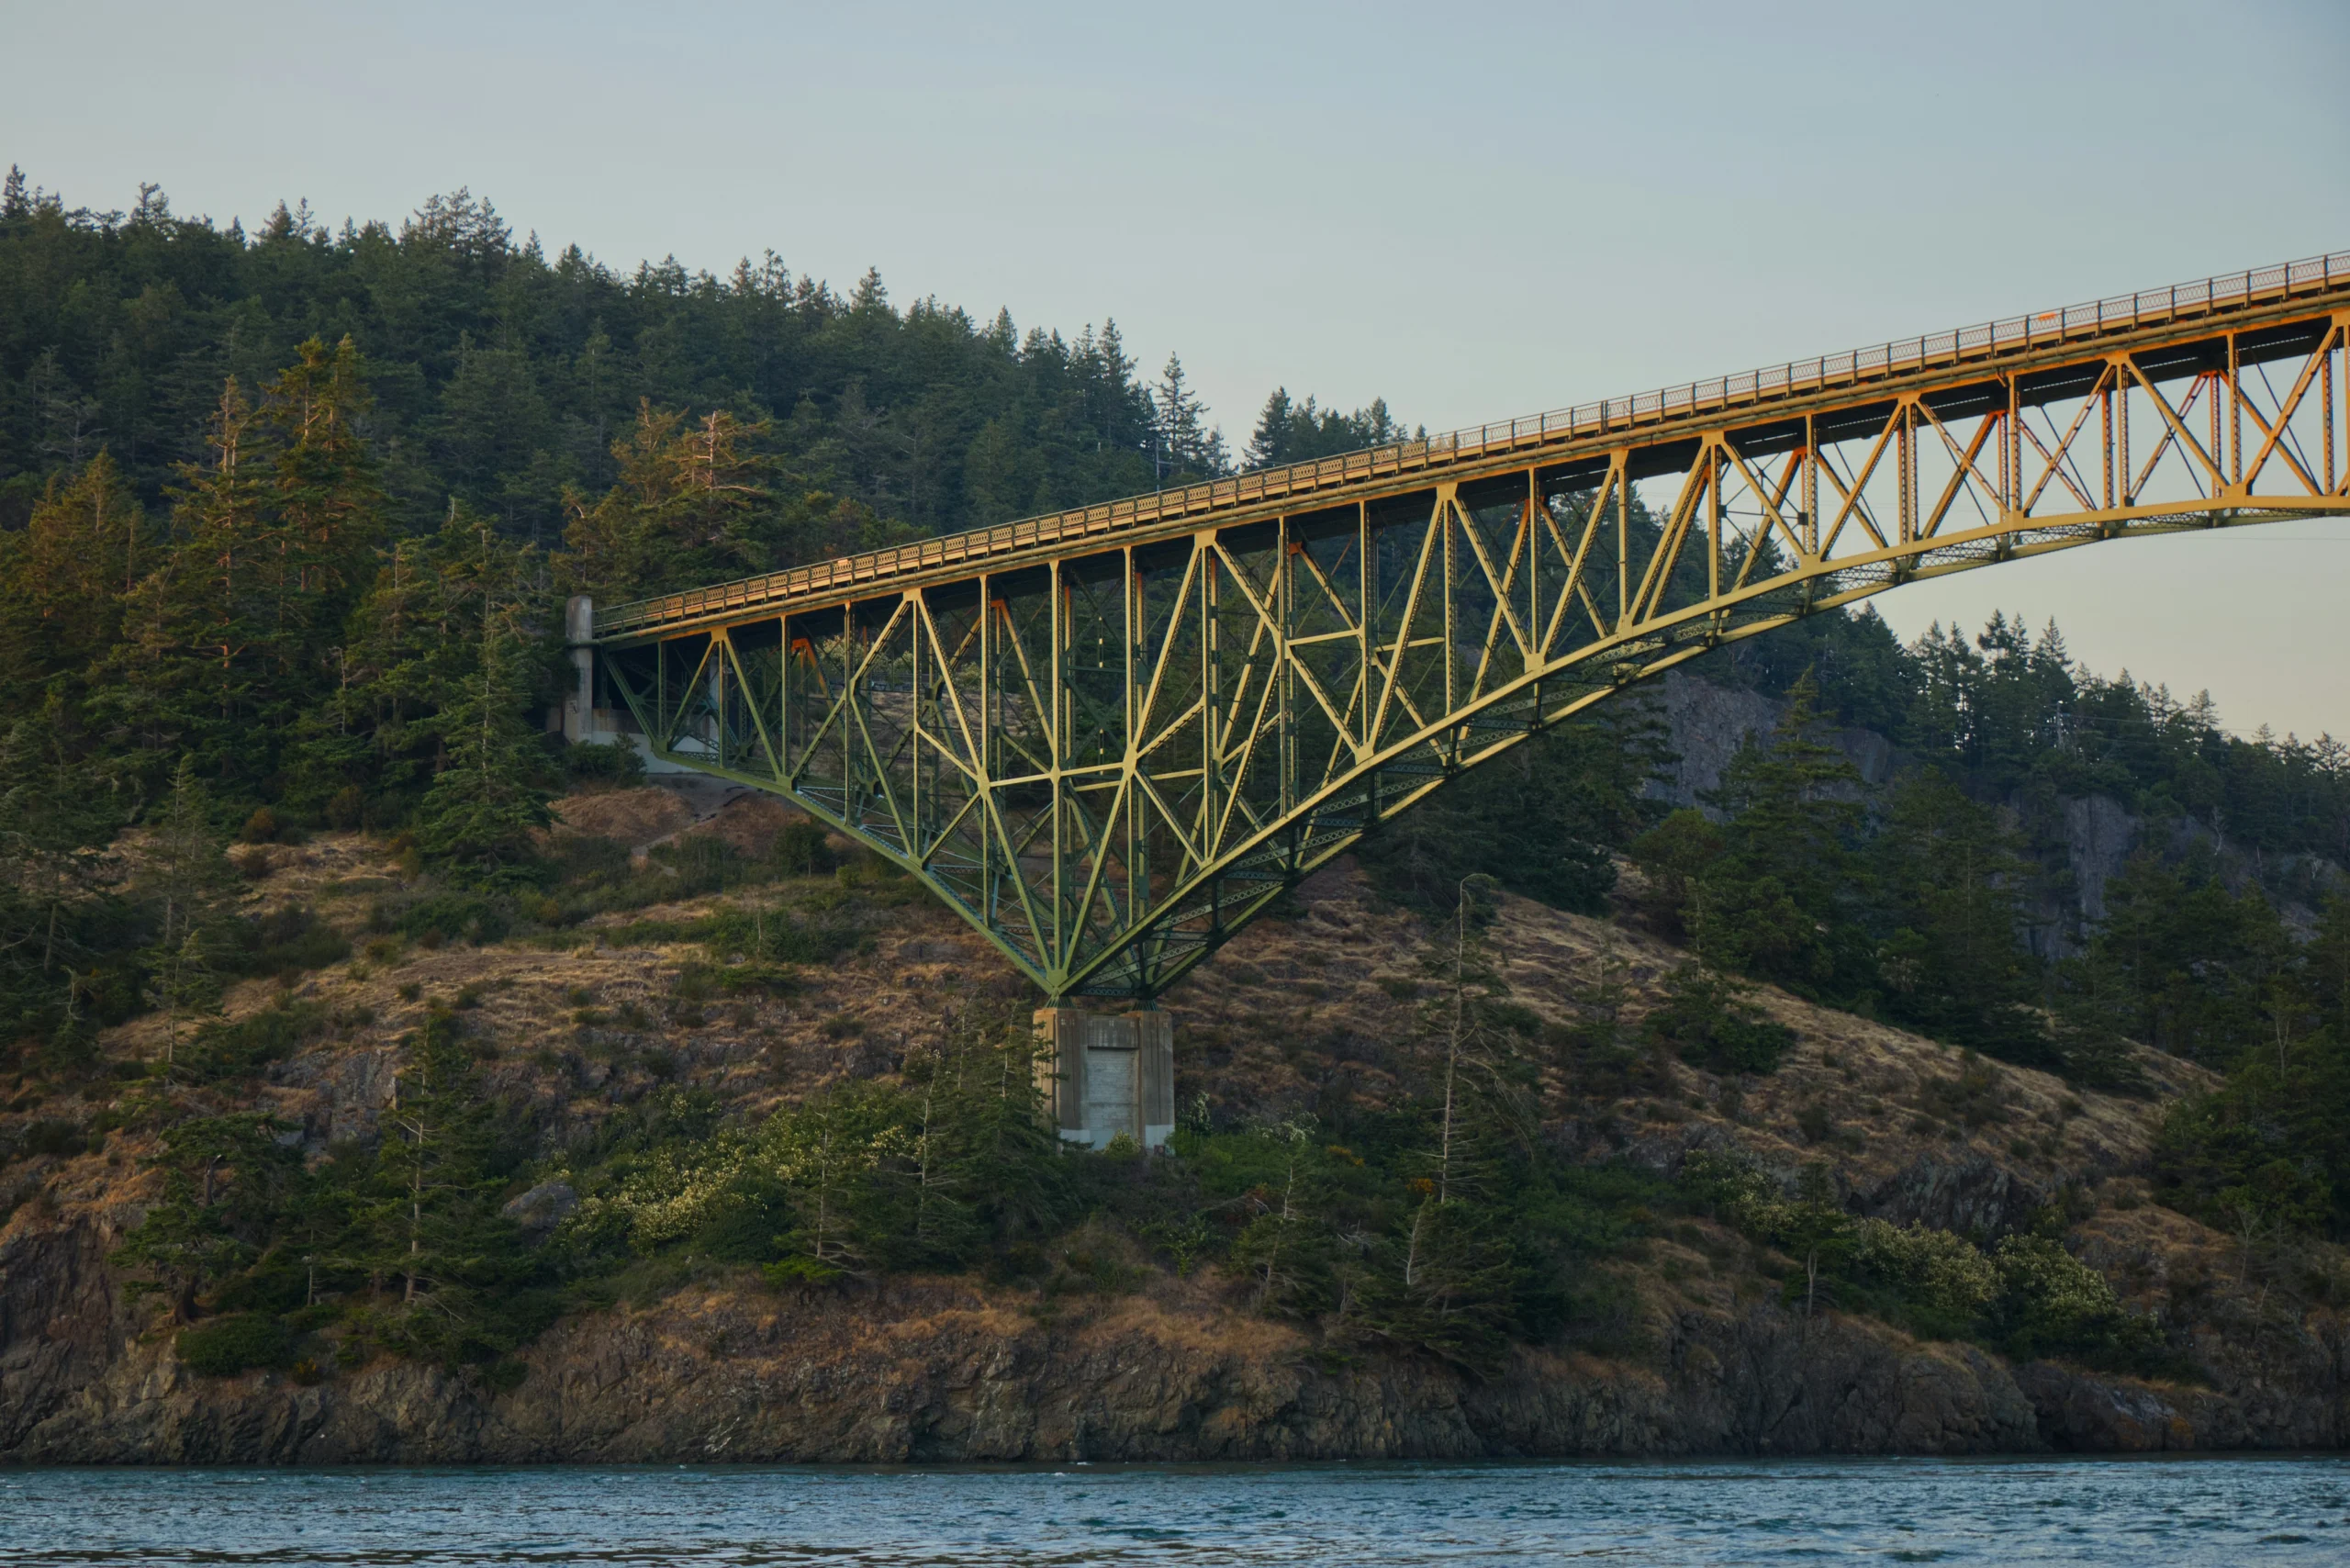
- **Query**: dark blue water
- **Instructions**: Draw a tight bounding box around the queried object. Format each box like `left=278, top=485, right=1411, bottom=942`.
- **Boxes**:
left=3, top=1457, right=2347, bottom=1564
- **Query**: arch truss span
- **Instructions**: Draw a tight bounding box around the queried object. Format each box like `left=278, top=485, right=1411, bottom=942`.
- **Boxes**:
left=587, top=255, right=2350, bottom=1002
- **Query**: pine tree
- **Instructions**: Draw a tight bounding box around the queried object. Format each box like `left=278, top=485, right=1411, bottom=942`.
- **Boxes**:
left=0, top=706, right=129, bottom=1044
left=412, top=617, right=553, bottom=884
left=138, top=757, right=236, bottom=1071
left=1696, top=675, right=1867, bottom=994
left=0, top=452, right=144, bottom=690
left=1245, top=387, right=1297, bottom=468
left=1150, top=353, right=1226, bottom=481
left=1872, top=768, right=2050, bottom=1062
left=1371, top=876, right=1532, bottom=1369
left=356, top=1007, right=534, bottom=1361
left=261, top=336, right=385, bottom=629
left=99, top=381, right=277, bottom=788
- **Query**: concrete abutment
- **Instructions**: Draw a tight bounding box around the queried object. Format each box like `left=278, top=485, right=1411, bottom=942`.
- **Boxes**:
left=1033, top=1008, right=1175, bottom=1149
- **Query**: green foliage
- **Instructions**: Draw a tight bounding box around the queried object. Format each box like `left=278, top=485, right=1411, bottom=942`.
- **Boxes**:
left=1860, top=612, right=2348, bottom=869
left=2150, top=897, right=2350, bottom=1245
left=8, top=1118, right=86, bottom=1159
left=351, top=1009, right=551, bottom=1363
left=1360, top=708, right=1666, bottom=917
left=2054, top=848, right=2292, bottom=1070
left=1243, top=389, right=1412, bottom=468
left=391, top=892, right=511, bottom=946
left=0, top=704, right=136, bottom=1049
left=1870, top=770, right=2052, bottom=1065
left=1641, top=964, right=1796, bottom=1075
left=1984, top=1234, right=2167, bottom=1370
left=1689, top=1149, right=2170, bottom=1372
left=411, top=622, right=555, bottom=885
left=112, top=1008, right=555, bottom=1370
left=1689, top=678, right=1869, bottom=993
left=0, top=182, right=1281, bottom=581
left=562, top=740, right=645, bottom=789
left=175, top=1313, right=291, bottom=1377
left=1629, top=678, right=1883, bottom=1006
left=563, top=1005, right=1066, bottom=1282
left=113, top=1111, right=306, bottom=1317
left=237, top=905, right=352, bottom=978
left=137, top=758, right=239, bottom=1073
left=180, top=1001, right=330, bottom=1084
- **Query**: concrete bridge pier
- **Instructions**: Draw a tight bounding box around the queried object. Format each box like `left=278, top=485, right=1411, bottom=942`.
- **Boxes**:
left=563, top=595, right=599, bottom=742
left=1033, top=1008, right=1175, bottom=1149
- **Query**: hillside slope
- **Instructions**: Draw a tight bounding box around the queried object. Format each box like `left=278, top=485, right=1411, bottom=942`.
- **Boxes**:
left=2, top=782, right=2343, bottom=1462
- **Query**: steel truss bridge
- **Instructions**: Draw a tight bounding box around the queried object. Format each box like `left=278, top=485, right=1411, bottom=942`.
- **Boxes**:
left=582, top=252, right=2350, bottom=1003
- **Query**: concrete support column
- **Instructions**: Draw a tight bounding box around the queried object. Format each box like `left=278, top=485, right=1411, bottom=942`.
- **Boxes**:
left=1132, top=1009, right=1174, bottom=1148
left=1034, top=1007, right=1091, bottom=1141
left=563, top=595, right=596, bottom=743
left=1032, top=1007, right=1174, bottom=1149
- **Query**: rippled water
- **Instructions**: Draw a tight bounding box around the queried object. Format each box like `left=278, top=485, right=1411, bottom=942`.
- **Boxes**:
left=4, top=1456, right=2348, bottom=1564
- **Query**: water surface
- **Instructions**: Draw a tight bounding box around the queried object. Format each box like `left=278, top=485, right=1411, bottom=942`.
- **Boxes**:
left=5, top=1455, right=2348, bottom=1564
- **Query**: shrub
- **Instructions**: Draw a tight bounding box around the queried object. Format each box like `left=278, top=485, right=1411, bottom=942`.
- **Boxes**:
left=15, top=1119, right=87, bottom=1159
left=396, top=893, right=510, bottom=946
left=182, top=1002, right=330, bottom=1082
left=769, top=818, right=837, bottom=877
left=1989, top=1234, right=2165, bottom=1369
left=1920, top=1057, right=2010, bottom=1128
left=245, top=905, right=352, bottom=976
left=1643, top=965, right=1796, bottom=1074
left=240, top=807, right=282, bottom=845
left=564, top=741, right=646, bottom=790
left=176, top=1314, right=290, bottom=1377
left=325, top=786, right=365, bottom=830
left=1848, top=1218, right=2000, bottom=1340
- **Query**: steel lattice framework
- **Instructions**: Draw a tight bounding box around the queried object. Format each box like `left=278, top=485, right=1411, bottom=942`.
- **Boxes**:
left=586, top=252, right=2350, bottom=1002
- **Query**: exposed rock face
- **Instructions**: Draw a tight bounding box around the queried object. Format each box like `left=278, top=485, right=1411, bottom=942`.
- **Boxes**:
left=2063, top=794, right=2141, bottom=927
left=5, top=1200, right=2344, bottom=1464
left=5, top=1267, right=2053, bottom=1464
left=0, top=1217, right=127, bottom=1455
left=1640, top=672, right=1898, bottom=817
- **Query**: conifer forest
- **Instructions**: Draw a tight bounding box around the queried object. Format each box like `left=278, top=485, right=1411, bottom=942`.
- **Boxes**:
left=3, top=170, right=2348, bottom=1393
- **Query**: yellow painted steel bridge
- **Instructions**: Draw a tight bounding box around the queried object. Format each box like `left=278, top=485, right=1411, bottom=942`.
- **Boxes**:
left=578, top=252, right=2350, bottom=1003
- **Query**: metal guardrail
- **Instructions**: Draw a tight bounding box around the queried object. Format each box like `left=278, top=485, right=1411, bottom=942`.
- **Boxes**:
left=593, top=250, right=2350, bottom=639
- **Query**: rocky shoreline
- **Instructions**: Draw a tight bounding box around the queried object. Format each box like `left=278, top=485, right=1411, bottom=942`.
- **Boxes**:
left=6, top=1212, right=2339, bottom=1464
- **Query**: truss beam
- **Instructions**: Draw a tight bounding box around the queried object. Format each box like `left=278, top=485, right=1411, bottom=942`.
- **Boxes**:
left=589, top=262, right=2350, bottom=1002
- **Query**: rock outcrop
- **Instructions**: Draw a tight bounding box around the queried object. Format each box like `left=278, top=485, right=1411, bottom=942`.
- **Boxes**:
left=6, top=788, right=2346, bottom=1465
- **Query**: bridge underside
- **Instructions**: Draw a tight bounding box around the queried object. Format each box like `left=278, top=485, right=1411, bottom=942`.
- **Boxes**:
left=588, top=262, right=2350, bottom=1002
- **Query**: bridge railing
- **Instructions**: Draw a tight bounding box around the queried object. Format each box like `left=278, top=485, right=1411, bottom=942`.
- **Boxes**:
left=592, top=249, right=2350, bottom=640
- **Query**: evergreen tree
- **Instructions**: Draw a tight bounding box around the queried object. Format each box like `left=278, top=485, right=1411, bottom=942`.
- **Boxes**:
left=113, top=1111, right=304, bottom=1321
left=137, top=757, right=236, bottom=1071
left=1243, top=387, right=1404, bottom=469
left=1360, top=703, right=1668, bottom=916
left=357, top=1007, right=539, bottom=1361
left=0, top=706, right=129, bottom=1045
left=1872, top=769, right=2051, bottom=1063
left=411, top=617, right=554, bottom=884
left=1149, top=353, right=1226, bottom=481
left=1692, top=676, right=1867, bottom=995
left=2058, top=849, right=2291, bottom=1067
left=98, top=382, right=277, bottom=787
left=1375, top=876, right=1532, bottom=1369
left=0, top=451, right=144, bottom=690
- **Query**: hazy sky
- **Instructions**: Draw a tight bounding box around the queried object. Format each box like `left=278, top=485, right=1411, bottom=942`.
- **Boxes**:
left=7, top=0, right=2348, bottom=735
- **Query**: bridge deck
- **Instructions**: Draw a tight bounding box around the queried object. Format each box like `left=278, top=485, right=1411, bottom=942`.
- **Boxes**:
left=592, top=250, right=2350, bottom=644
